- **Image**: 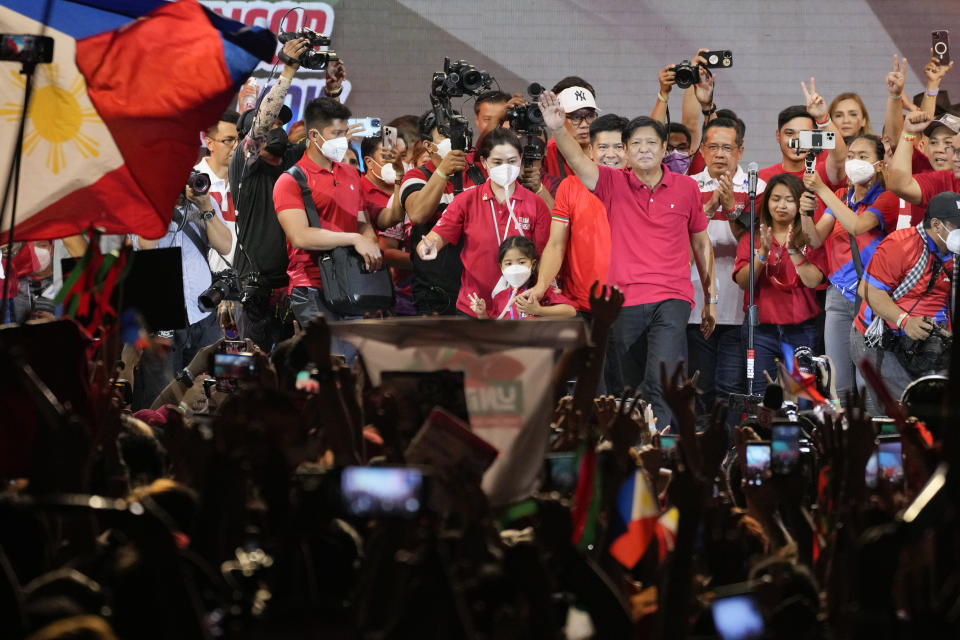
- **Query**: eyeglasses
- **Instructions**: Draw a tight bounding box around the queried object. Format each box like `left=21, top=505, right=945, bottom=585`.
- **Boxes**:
left=566, top=112, right=598, bottom=127
left=705, top=143, right=738, bottom=154
left=211, top=136, right=239, bottom=146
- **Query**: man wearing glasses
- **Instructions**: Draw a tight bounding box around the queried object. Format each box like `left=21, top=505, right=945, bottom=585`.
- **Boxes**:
left=196, top=110, right=240, bottom=273
left=687, top=117, right=762, bottom=413
left=542, top=77, right=598, bottom=182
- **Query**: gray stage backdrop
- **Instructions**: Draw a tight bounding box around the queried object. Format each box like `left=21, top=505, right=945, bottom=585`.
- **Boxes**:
left=204, top=0, right=960, bottom=167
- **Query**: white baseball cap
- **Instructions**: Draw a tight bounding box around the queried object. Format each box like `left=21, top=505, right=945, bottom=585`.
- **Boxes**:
left=557, top=86, right=598, bottom=114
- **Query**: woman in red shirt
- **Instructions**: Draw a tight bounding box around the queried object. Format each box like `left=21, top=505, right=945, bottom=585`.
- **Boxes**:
left=734, top=174, right=828, bottom=395
left=415, top=129, right=551, bottom=316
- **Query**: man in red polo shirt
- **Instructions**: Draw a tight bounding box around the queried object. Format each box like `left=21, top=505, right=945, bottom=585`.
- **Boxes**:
left=525, top=113, right=627, bottom=313
left=888, top=111, right=960, bottom=223
left=273, top=97, right=382, bottom=336
left=850, top=191, right=958, bottom=415
left=758, top=85, right=847, bottom=191
left=540, top=92, right=716, bottom=430
left=542, top=76, right=598, bottom=182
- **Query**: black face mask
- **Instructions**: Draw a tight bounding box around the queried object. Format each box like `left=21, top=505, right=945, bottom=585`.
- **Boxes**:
left=265, top=127, right=289, bottom=157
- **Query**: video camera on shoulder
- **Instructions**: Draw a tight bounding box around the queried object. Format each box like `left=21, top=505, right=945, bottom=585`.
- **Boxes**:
left=432, top=57, right=493, bottom=99
left=671, top=49, right=733, bottom=88
left=506, top=83, right=547, bottom=167
left=278, top=26, right=339, bottom=70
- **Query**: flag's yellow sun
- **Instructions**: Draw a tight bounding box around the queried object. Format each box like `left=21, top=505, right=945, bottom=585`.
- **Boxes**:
left=1, top=64, right=101, bottom=175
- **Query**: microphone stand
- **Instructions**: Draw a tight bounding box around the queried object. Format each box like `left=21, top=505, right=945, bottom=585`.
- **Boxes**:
left=746, top=171, right=758, bottom=395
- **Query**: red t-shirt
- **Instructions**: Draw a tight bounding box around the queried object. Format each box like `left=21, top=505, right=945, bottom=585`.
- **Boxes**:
left=432, top=181, right=551, bottom=316
left=489, top=284, right=575, bottom=319
left=758, top=152, right=845, bottom=192
left=733, top=233, right=828, bottom=325
left=551, top=176, right=611, bottom=312
left=854, top=227, right=954, bottom=334
left=1, top=242, right=40, bottom=299
left=273, top=155, right=362, bottom=290
left=360, top=175, right=390, bottom=230
left=544, top=138, right=574, bottom=182
left=592, top=165, right=708, bottom=307
left=911, top=169, right=960, bottom=226
left=687, top=150, right=705, bottom=176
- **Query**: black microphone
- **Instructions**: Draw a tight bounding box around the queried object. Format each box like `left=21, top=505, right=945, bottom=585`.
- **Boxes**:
left=747, top=161, right=759, bottom=198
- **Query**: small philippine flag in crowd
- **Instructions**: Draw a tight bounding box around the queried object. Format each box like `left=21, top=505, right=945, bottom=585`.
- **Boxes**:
left=609, top=469, right=661, bottom=569
left=0, top=0, right=274, bottom=242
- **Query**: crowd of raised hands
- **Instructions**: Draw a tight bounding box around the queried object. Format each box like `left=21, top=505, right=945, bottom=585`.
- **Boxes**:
left=0, top=278, right=956, bottom=640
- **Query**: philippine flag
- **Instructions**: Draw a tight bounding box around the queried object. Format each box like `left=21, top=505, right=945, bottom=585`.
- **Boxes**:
left=0, top=0, right=274, bottom=242
left=609, top=469, right=660, bottom=570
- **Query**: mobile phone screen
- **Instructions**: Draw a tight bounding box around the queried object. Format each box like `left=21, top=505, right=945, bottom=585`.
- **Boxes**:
left=712, top=593, right=765, bottom=640
left=877, top=438, right=904, bottom=485
left=543, top=452, right=579, bottom=495
left=872, top=418, right=897, bottom=436
left=660, top=433, right=678, bottom=460
left=771, top=423, right=801, bottom=474
left=745, top=443, right=770, bottom=486
left=213, top=353, right=255, bottom=379
left=341, top=466, right=424, bottom=518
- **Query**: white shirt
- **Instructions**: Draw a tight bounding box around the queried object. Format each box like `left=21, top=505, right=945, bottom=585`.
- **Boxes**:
left=689, top=165, right=766, bottom=326
left=194, top=156, right=236, bottom=273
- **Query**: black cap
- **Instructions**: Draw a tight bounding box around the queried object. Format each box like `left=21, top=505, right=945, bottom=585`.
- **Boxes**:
left=237, top=105, right=294, bottom=137
left=925, top=191, right=960, bottom=224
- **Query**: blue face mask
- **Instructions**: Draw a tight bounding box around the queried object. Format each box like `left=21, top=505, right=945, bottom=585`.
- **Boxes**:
left=663, top=150, right=691, bottom=174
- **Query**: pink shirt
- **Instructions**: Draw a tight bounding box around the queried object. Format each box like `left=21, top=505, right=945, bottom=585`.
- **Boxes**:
left=592, top=165, right=708, bottom=307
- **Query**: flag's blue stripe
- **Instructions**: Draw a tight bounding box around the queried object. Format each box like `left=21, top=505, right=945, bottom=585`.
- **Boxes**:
left=615, top=472, right=637, bottom=524
left=203, top=7, right=277, bottom=85
left=7, top=0, right=167, bottom=40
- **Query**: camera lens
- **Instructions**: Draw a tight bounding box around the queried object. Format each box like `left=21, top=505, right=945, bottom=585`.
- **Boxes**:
left=529, top=105, right=544, bottom=126
left=199, top=280, right=228, bottom=313
left=461, top=69, right=483, bottom=91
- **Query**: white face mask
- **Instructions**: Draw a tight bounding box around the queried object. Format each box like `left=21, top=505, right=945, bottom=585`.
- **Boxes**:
left=373, top=160, right=396, bottom=184
left=489, top=163, right=521, bottom=188
left=502, top=263, right=531, bottom=288
left=945, top=227, right=960, bottom=254
left=435, top=138, right=452, bottom=159
left=313, top=131, right=348, bottom=163
left=845, top=158, right=877, bottom=185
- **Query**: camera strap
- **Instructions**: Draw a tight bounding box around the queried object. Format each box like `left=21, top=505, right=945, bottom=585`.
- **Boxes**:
left=172, top=206, right=212, bottom=262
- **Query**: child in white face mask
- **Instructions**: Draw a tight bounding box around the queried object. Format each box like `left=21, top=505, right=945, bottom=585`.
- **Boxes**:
left=468, top=236, right=575, bottom=319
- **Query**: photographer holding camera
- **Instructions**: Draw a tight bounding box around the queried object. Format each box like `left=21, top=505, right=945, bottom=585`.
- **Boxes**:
left=230, top=36, right=311, bottom=350
left=758, top=79, right=848, bottom=189
left=273, top=98, right=382, bottom=339
left=851, top=191, right=958, bottom=414
left=402, top=111, right=487, bottom=314
left=134, top=182, right=233, bottom=401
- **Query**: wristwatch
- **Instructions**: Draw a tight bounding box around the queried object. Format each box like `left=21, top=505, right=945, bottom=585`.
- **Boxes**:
left=707, top=297, right=719, bottom=304
left=175, top=367, right=195, bottom=388
left=201, top=209, right=215, bottom=221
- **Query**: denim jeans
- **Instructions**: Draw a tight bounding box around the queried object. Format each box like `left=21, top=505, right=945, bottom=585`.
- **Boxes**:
left=824, top=287, right=857, bottom=399
left=741, top=319, right=818, bottom=396
left=289, top=286, right=358, bottom=362
left=606, top=299, right=690, bottom=430
left=687, top=324, right=745, bottom=414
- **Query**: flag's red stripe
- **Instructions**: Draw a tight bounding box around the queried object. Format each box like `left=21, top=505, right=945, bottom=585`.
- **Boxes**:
left=5, top=164, right=168, bottom=241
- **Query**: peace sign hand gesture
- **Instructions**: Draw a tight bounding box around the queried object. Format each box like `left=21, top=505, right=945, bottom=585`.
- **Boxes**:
left=801, top=77, right=827, bottom=122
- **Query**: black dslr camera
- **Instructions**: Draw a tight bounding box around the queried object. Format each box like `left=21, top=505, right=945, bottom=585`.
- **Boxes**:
left=278, top=27, right=339, bottom=70
left=198, top=269, right=268, bottom=313
left=432, top=58, right=493, bottom=99
left=671, top=60, right=700, bottom=89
